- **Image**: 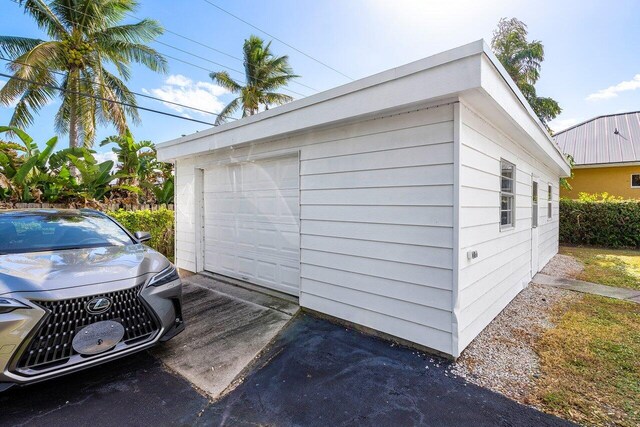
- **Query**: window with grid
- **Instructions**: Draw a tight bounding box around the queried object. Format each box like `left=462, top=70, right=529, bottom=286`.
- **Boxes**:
left=500, top=160, right=515, bottom=229
left=547, top=184, right=552, bottom=219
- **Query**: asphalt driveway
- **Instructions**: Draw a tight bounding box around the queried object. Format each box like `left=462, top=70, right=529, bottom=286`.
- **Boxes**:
left=1, top=313, right=573, bottom=427
left=0, top=352, right=208, bottom=426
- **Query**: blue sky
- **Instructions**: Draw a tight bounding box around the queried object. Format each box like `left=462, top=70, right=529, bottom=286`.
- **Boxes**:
left=1, top=0, right=639, bottom=156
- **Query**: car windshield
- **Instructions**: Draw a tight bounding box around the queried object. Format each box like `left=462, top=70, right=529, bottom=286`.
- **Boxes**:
left=0, top=212, right=134, bottom=254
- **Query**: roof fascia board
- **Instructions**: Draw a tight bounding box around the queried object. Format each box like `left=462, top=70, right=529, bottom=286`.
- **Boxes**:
left=157, top=38, right=572, bottom=178
left=157, top=40, right=486, bottom=161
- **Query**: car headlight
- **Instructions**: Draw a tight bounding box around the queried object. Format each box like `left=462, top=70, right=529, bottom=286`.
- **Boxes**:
left=148, top=265, right=180, bottom=287
left=0, top=298, right=30, bottom=314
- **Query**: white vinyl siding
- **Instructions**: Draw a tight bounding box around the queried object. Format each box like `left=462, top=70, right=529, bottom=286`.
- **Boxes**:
left=174, top=104, right=456, bottom=355
left=456, top=101, right=559, bottom=353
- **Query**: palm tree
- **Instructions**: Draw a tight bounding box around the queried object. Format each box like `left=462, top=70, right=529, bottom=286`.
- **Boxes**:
left=491, top=18, right=560, bottom=128
left=0, top=0, right=167, bottom=148
left=210, top=35, right=299, bottom=125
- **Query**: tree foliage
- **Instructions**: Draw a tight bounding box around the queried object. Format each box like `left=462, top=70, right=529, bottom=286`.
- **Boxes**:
left=0, top=0, right=167, bottom=148
left=560, top=198, right=640, bottom=248
left=0, top=126, right=172, bottom=204
left=210, top=35, right=299, bottom=125
left=491, top=18, right=561, bottom=129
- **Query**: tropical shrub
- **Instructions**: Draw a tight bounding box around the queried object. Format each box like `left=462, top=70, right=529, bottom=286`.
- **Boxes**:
left=560, top=198, right=640, bottom=248
left=108, top=208, right=174, bottom=260
left=0, top=127, right=173, bottom=205
left=576, top=192, right=624, bottom=202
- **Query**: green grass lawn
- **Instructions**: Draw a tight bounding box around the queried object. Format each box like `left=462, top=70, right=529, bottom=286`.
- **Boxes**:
left=533, top=295, right=640, bottom=426
left=559, top=246, right=640, bottom=290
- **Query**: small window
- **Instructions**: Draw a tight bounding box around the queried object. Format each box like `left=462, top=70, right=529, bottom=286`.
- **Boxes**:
left=632, top=174, right=640, bottom=188
left=547, top=184, right=552, bottom=219
left=500, top=160, right=515, bottom=229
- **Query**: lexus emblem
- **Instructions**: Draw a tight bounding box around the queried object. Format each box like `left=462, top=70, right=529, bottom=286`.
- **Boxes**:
left=86, top=297, right=112, bottom=315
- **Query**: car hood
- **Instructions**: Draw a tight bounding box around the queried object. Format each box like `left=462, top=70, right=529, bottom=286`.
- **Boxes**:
left=0, top=244, right=169, bottom=295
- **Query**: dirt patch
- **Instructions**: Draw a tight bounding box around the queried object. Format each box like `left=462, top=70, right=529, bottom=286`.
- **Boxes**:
left=452, top=284, right=580, bottom=403
left=540, top=253, right=584, bottom=279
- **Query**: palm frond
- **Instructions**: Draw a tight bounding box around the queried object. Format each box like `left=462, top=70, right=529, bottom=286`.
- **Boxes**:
left=18, top=0, right=68, bottom=38
left=209, top=71, right=243, bottom=93
left=92, top=0, right=138, bottom=27
left=98, top=67, right=140, bottom=127
left=8, top=41, right=66, bottom=76
left=214, top=97, right=241, bottom=126
left=97, top=39, right=167, bottom=74
left=5, top=69, right=58, bottom=129
left=90, top=19, right=164, bottom=43
left=0, top=36, right=43, bottom=58
left=263, top=92, right=294, bottom=106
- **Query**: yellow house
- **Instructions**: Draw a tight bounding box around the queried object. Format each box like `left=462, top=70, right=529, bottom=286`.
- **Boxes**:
left=555, top=111, right=640, bottom=199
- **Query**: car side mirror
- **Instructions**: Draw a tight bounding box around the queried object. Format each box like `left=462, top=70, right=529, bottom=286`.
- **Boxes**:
left=134, top=231, right=152, bottom=243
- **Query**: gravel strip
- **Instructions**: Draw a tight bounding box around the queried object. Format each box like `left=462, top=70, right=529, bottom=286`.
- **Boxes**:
left=540, top=253, right=584, bottom=279
left=452, top=282, right=580, bottom=403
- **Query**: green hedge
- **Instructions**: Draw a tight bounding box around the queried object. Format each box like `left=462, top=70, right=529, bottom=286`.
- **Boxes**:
left=560, top=199, right=640, bottom=248
left=108, top=208, right=175, bottom=260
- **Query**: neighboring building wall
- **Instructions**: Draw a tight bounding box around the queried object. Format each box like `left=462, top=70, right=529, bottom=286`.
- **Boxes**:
left=560, top=165, right=640, bottom=199
left=173, top=104, right=457, bottom=355
left=456, top=101, right=559, bottom=355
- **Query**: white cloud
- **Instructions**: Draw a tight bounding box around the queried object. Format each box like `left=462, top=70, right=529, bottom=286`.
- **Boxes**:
left=94, top=151, right=119, bottom=172
left=586, top=74, right=640, bottom=101
left=94, top=151, right=118, bottom=164
left=549, top=117, right=582, bottom=133
left=144, top=74, right=227, bottom=117
left=165, top=74, right=192, bottom=87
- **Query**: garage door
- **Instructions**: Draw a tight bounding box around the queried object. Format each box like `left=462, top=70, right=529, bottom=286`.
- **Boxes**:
left=203, top=155, right=300, bottom=295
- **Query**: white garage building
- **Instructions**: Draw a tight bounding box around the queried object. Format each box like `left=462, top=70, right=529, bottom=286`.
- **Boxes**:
left=157, top=40, right=571, bottom=358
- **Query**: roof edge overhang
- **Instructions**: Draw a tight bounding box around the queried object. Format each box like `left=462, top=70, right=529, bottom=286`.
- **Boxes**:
left=156, top=39, right=571, bottom=177
left=573, top=161, right=640, bottom=169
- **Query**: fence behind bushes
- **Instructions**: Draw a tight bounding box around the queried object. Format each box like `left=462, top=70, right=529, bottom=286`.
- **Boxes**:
left=559, top=199, right=640, bottom=248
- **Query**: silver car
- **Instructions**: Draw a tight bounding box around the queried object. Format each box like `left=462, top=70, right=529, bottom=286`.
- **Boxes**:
left=0, top=209, right=184, bottom=392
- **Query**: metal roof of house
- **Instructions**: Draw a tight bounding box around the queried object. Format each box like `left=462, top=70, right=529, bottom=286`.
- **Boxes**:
left=554, top=111, right=640, bottom=166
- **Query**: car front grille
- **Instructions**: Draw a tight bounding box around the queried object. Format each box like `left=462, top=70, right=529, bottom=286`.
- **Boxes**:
left=15, top=284, right=159, bottom=373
